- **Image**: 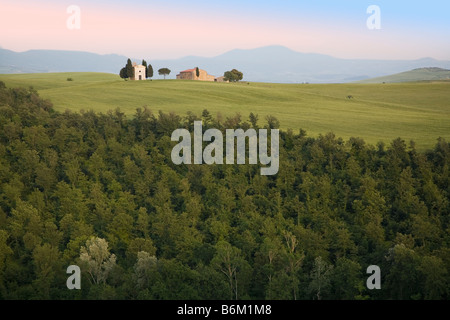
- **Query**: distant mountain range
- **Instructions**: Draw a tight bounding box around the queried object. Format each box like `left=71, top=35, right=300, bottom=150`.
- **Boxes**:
left=356, top=67, right=450, bottom=83
left=2, top=45, right=450, bottom=83
left=0, top=49, right=126, bottom=74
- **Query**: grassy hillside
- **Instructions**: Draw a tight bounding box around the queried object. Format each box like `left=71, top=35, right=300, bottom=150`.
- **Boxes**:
left=1, top=72, right=449, bottom=150
left=357, top=67, right=450, bottom=84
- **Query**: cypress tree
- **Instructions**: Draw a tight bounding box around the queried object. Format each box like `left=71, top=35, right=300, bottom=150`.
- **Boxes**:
left=147, top=64, right=154, bottom=79
left=142, top=60, right=148, bottom=79
left=126, top=58, right=134, bottom=79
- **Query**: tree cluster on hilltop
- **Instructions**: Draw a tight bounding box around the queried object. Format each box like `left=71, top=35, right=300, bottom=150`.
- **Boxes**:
left=224, top=69, right=244, bottom=82
left=0, top=82, right=449, bottom=300
left=119, top=59, right=154, bottom=80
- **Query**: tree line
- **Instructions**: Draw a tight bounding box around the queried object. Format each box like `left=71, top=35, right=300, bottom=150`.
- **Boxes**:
left=0, top=82, right=448, bottom=300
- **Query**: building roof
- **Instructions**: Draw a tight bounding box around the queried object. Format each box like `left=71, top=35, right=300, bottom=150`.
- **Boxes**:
left=180, top=68, right=196, bottom=73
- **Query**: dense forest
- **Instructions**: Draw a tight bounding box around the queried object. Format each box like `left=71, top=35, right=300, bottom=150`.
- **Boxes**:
left=0, top=82, right=449, bottom=300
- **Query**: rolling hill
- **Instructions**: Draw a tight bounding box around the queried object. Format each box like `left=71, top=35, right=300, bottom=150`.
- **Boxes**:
left=357, top=67, right=450, bottom=83
left=0, top=72, right=449, bottom=151
left=2, top=46, right=450, bottom=83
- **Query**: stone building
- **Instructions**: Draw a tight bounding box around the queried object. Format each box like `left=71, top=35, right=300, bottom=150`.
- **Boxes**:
left=130, top=62, right=146, bottom=80
left=214, top=76, right=228, bottom=83
left=176, top=68, right=216, bottom=81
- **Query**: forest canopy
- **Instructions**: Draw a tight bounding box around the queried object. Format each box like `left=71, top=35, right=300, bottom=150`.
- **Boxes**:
left=0, top=82, right=449, bottom=300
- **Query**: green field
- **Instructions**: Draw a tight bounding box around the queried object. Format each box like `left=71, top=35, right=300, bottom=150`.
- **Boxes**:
left=1, top=72, right=449, bottom=150
left=357, top=67, right=450, bottom=83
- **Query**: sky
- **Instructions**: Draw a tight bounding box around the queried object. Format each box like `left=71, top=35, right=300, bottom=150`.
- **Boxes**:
left=1, top=0, right=450, bottom=60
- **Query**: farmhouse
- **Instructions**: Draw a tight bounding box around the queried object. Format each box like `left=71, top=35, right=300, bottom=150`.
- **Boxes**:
left=176, top=68, right=216, bottom=81
left=130, top=62, right=146, bottom=80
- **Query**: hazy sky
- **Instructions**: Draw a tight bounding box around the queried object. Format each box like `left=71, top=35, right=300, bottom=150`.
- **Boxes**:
left=1, top=0, right=449, bottom=60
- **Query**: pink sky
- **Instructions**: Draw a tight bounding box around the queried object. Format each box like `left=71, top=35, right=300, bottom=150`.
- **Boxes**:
left=1, top=1, right=448, bottom=60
